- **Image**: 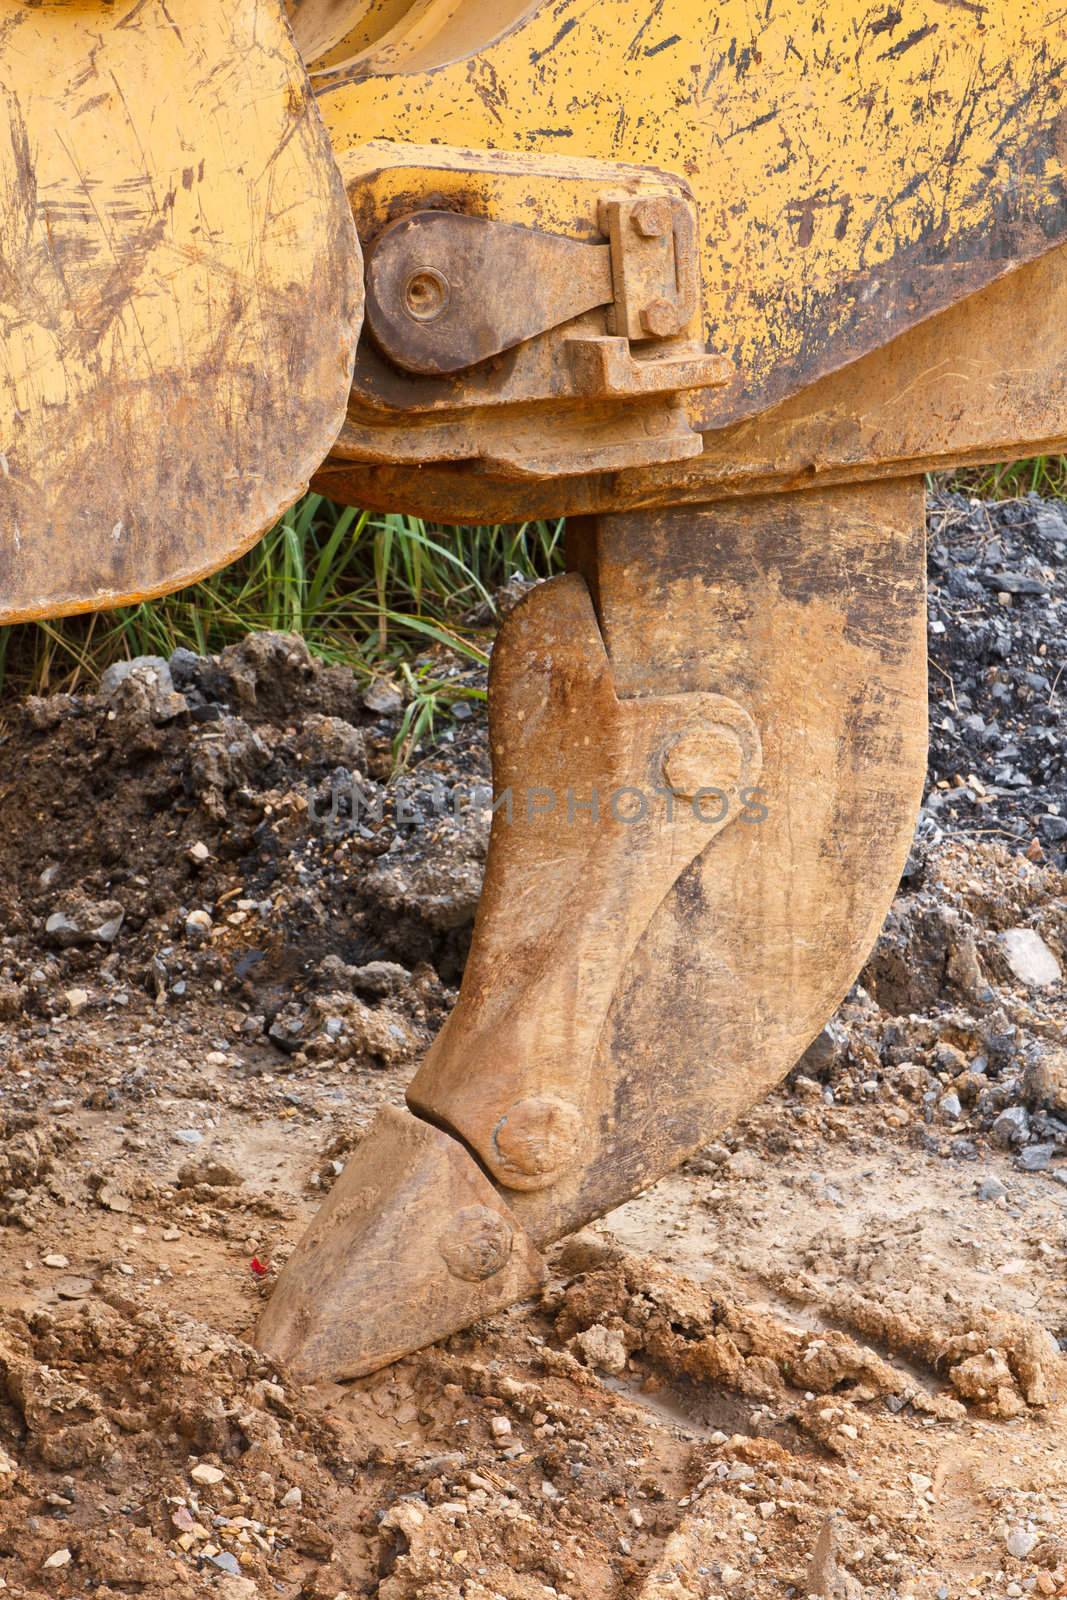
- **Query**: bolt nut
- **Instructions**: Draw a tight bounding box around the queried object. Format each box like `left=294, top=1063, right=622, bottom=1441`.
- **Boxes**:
left=662, top=726, right=745, bottom=799
left=631, top=197, right=672, bottom=238
left=492, top=1095, right=582, bottom=1185
left=439, top=1205, right=514, bottom=1282
left=639, top=298, right=682, bottom=338
left=403, top=266, right=451, bottom=323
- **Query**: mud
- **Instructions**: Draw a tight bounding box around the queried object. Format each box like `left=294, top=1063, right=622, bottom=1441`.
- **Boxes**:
left=0, top=510, right=1066, bottom=1597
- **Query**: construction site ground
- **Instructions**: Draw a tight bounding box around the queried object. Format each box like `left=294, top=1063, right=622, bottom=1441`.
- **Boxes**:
left=0, top=492, right=1065, bottom=1600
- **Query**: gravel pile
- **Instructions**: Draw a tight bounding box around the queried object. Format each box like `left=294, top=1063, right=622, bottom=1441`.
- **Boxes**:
left=925, top=489, right=1067, bottom=865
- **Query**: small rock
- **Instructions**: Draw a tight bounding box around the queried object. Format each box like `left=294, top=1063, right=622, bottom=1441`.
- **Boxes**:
left=99, top=655, right=171, bottom=698
left=42, top=1549, right=72, bottom=1570
left=976, top=1175, right=1008, bottom=1201
left=932, top=1041, right=970, bottom=1076
left=187, top=841, right=211, bottom=864
left=999, top=928, right=1062, bottom=989
left=951, top=1349, right=1023, bottom=1415
left=280, top=1485, right=303, bottom=1509
left=267, top=1006, right=306, bottom=1055
left=209, top=1551, right=242, bottom=1576
left=45, top=897, right=125, bottom=949
left=42, top=1253, right=70, bottom=1269
left=807, top=1515, right=865, bottom=1599
left=1016, top=1143, right=1054, bottom=1172
left=790, top=1073, right=824, bottom=1102
left=190, top=1462, right=225, bottom=1486
left=572, top=1323, right=628, bottom=1375
left=65, top=988, right=90, bottom=1014
left=1024, top=1049, right=1067, bottom=1118
left=55, top=1276, right=94, bottom=1300
left=554, top=1230, right=623, bottom=1276
left=363, top=678, right=403, bottom=716
left=299, top=713, right=367, bottom=771
left=0, top=1448, right=17, bottom=1493
left=890, top=1061, right=931, bottom=1100
left=991, top=1106, right=1030, bottom=1148
left=724, top=1148, right=763, bottom=1180
left=173, top=1129, right=203, bottom=1147
left=216, top=1580, right=259, bottom=1600
left=939, top=1092, right=962, bottom=1121
left=489, top=1416, right=512, bottom=1439
left=184, top=908, right=213, bottom=946
left=797, top=1019, right=849, bottom=1080
left=1006, top=1526, right=1038, bottom=1559
left=177, top=1159, right=242, bottom=1189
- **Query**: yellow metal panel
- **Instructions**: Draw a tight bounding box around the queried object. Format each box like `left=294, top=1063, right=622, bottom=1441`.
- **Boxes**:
left=0, top=0, right=362, bottom=625
left=317, top=0, right=1067, bottom=413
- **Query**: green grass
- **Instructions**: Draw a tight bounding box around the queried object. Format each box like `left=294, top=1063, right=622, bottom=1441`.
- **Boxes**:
left=1, top=455, right=1064, bottom=705
left=950, top=455, right=1067, bottom=500
left=0, top=497, right=565, bottom=699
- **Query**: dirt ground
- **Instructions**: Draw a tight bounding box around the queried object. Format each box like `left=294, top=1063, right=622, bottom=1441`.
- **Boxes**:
left=0, top=510, right=1066, bottom=1600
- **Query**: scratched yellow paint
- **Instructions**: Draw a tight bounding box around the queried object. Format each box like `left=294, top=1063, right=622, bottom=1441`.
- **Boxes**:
left=317, top=0, right=1067, bottom=410
left=0, top=0, right=361, bottom=624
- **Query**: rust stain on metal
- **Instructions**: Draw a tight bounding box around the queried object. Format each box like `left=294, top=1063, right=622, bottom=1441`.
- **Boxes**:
left=0, top=0, right=362, bottom=627
left=8, top=0, right=1067, bottom=1384
left=318, top=0, right=1067, bottom=423
left=316, top=240, right=1067, bottom=523
left=364, top=209, right=613, bottom=374
left=257, top=1106, right=546, bottom=1381
left=407, top=571, right=761, bottom=1200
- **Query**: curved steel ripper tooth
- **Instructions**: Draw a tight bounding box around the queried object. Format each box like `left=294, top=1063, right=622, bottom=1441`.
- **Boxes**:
left=408, top=569, right=763, bottom=1194
left=258, top=478, right=927, bottom=1380
left=256, top=1106, right=546, bottom=1381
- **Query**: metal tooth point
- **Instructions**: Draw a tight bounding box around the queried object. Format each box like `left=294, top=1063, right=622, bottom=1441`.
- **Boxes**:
left=256, top=1106, right=545, bottom=1382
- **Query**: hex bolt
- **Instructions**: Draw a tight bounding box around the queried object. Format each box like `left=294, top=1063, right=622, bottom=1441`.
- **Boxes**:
left=631, top=196, right=672, bottom=238
left=492, top=1095, right=582, bottom=1184
left=639, top=298, right=682, bottom=338
left=402, top=266, right=451, bottom=323
left=438, top=1204, right=514, bottom=1282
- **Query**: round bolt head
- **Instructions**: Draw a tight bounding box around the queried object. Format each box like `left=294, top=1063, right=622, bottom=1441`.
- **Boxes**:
left=631, top=197, right=672, bottom=238
left=439, top=1204, right=514, bottom=1282
left=403, top=266, right=451, bottom=323
left=662, top=725, right=745, bottom=799
left=639, top=298, right=682, bottom=338
left=493, top=1095, right=582, bottom=1185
